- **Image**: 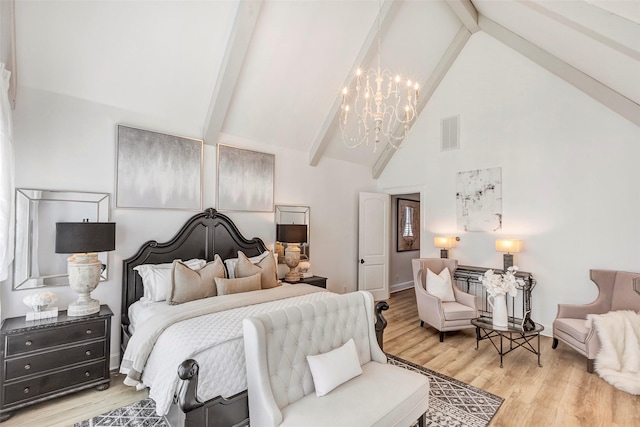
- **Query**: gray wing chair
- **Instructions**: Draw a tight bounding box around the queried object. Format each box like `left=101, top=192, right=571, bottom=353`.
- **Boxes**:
left=412, top=258, right=478, bottom=342
left=552, top=269, right=640, bottom=372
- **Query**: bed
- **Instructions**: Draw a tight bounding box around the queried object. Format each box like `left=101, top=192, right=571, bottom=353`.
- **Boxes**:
left=120, top=208, right=390, bottom=427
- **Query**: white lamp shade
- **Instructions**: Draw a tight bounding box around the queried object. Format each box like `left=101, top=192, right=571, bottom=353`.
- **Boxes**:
left=495, top=239, right=522, bottom=253
left=434, top=236, right=456, bottom=249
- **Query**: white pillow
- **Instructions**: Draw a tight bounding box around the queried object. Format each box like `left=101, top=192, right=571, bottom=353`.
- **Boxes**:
left=425, top=267, right=456, bottom=302
left=134, top=258, right=206, bottom=302
left=224, top=251, right=274, bottom=279
left=307, top=338, right=363, bottom=397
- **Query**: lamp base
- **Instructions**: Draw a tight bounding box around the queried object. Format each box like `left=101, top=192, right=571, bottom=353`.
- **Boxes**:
left=503, top=254, right=514, bottom=271
left=67, top=298, right=100, bottom=316
left=284, top=244, right=301, bottom=282
left=440, top=249, right=449, bottom=259
left=67, top=253, right=102, bottom=317
left=284, top=270, right=301, bottom=282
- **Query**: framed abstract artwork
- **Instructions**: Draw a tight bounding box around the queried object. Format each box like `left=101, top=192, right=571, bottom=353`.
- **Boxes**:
left=397, top=198, right=420, bottom=252
left=456, top=167, right=502, bottom=231
left=116, top=125, right=203, bottom=210
left=217, top=144, right=275, bottom=212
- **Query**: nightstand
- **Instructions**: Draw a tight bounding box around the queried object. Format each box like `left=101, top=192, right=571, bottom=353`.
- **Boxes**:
left=285, top=275, right=327, bottom=288
left=0, top=305, right=113, bottom=422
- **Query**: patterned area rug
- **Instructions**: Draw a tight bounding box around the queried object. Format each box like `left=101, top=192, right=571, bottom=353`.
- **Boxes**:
left=387, top=354, right=503, bottom=427
left=76, top=355, right=502, bottom=427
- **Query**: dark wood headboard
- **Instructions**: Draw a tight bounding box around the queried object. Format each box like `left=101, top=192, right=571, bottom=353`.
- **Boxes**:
left=121, top=208, right=267, bottom=328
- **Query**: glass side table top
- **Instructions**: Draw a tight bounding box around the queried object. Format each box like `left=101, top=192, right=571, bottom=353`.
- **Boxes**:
left=471, top=316, right=544, bottom=334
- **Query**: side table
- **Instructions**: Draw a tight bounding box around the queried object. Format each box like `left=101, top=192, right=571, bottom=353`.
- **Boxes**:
left=471, top=317, right=544, bottom=368
left=0, top=305, right=113, bottom=422
left=284, top=275, right=327, bottom=288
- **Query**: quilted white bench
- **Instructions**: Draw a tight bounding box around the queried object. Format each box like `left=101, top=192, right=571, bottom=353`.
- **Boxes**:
left=243, top=291, right=429, bottom=427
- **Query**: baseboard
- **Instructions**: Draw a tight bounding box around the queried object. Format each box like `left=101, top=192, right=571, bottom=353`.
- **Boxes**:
left=391, top=281, right=413, bottom=293
left=110, top=353, right=120, bottom=371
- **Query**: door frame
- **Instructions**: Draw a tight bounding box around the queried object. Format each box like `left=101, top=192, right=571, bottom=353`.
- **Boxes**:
left=379, top=185, right=427, bottom=292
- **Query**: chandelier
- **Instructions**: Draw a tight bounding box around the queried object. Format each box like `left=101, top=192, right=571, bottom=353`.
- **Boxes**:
left=339, top=2, right=420, bottom=153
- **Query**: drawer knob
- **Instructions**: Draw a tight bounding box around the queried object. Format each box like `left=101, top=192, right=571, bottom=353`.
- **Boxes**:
left=23, top=387, right=30, bottom=394
left=85, top=371, right=91, bottom=377
left=24, top=364, right=31, bottom=370
left=86, top=329, right=92, bottom=335
left=25, top=340, right=32, bottom=346
left=85, top=350, right=91, bottom=356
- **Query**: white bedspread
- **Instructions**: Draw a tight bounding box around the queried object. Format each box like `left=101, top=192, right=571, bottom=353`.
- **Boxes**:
left=587, top=310, right=640, bottom=395
left=122, top=284, right=336, bottom=415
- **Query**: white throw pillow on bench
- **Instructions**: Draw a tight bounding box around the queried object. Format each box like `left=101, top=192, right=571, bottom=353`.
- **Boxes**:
left=307, top=339, right=363, bottom=397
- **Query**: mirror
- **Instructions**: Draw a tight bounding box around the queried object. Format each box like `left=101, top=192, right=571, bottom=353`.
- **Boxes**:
left=13, top=189, right=111, bottom=290
left=275, top=205, right=310, bottom=261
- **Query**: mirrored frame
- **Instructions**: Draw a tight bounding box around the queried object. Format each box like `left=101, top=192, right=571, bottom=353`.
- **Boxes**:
left=13, top=189, right=111, bottom=290
left=275, top=205, right=310, bottom=261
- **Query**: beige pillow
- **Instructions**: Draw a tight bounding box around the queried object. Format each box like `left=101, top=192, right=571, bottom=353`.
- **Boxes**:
left=215, top=273, right=261, bottom=296
left=235, top=250, right=280, bottom=289
left=168, top=255, right=226, bottom=304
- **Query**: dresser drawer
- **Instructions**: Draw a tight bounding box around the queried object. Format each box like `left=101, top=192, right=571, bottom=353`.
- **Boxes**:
left=4, top=340, right=105, bottom=381
left=3, top=360, right=107, bottom=406
left=5, top=320, right=106, bottom=357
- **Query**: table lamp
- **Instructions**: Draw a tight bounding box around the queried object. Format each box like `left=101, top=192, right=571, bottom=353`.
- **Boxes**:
left=276, top=224, right=308, bottom=282
left=495, top=239, right=522, bottom=271
left=434, top=236, right=457, bottom=259
left=55, top=221, right=116, bottom=316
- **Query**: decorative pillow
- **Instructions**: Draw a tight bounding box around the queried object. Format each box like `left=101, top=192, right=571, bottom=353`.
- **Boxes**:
left=134, top=258, right=206, bottom=302
left=425, top=267, right=456, bottom=302
left=307, top=338, right=363, bottom=397
left=224, top=251, right=271, bottom=279
left=235, top=251, right=280, bottom=289
left=168, top=255, right=226, bottom=305
left=215, top=273, right=262, bottom=296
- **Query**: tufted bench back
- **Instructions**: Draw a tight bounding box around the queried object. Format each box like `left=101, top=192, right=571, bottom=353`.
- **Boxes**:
left=245, top=291, right=382, bottom=410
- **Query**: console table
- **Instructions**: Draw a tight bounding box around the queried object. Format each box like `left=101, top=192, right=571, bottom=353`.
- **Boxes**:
left=471, top=317, right=544, bottom=368
left=454, top=265, right=536, bottom=330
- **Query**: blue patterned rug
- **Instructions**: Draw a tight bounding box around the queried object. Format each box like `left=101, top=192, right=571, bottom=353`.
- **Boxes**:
left=76, top=355, right=503, bottom=427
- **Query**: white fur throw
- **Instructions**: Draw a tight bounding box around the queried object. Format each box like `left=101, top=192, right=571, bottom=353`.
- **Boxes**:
left=587, top=310, right=640, bottom=395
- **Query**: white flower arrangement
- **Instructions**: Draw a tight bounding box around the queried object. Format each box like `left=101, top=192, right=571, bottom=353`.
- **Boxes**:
left=23, top=291, right=58, bottom=311
left=479, top=266, right=523, bottom=297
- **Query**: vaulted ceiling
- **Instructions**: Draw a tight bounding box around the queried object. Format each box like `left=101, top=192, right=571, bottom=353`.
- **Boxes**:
left=13, top=1, right=640, bottom=177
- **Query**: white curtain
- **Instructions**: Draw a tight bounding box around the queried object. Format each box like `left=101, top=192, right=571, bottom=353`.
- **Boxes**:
left=0, top=62, right=14, bottom=282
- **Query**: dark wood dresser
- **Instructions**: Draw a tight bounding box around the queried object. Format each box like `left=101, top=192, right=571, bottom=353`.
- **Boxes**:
left=0, top=305, right=113, bottom=422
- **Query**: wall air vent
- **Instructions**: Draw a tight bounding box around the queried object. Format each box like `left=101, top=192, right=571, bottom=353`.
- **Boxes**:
left=441, top=115, right=460, bottom=151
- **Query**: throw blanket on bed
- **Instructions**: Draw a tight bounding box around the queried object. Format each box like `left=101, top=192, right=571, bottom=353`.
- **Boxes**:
left=121, top=284, right=336, bottom=414
left=587, top=310, right=640, bottom=395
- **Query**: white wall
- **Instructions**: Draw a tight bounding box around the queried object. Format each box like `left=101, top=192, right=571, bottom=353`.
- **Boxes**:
left=4, top=85, right=376, bottom=367
left=0, top=1, right=10, bottom=66
left=378, top=32, right=640, bottom=333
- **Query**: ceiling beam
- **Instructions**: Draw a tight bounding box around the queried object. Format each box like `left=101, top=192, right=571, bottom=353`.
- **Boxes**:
left=446, top=0, right=479, bottom=33
left=479, top=15, right=640, bottom=128
left=308, top=0, right=402, bottom=167
left=202, top=0, right=263, bottom=146
left=372, top=27, right=471, bottom=179
left=520, top=0, right=640, bottom=62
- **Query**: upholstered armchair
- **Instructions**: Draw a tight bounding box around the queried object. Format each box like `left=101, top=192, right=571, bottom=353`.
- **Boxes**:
left=552, top=269, right=640, bottom=373
left=412, top=258, right=478, bottom=342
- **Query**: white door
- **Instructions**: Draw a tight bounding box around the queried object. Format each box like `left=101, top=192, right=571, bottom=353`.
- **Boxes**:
left=358, top=192, right=390, bottom=301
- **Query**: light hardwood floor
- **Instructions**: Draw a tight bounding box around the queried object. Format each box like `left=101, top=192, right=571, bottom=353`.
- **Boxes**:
left=3, top=289, right=638, bottom=426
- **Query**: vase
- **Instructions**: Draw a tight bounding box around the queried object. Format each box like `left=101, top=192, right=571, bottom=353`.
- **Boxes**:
left=488, top=294, right=508, bottom=328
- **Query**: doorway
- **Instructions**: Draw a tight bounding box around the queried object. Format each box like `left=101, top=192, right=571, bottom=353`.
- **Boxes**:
left=390, top=192, right=421, bottom=293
